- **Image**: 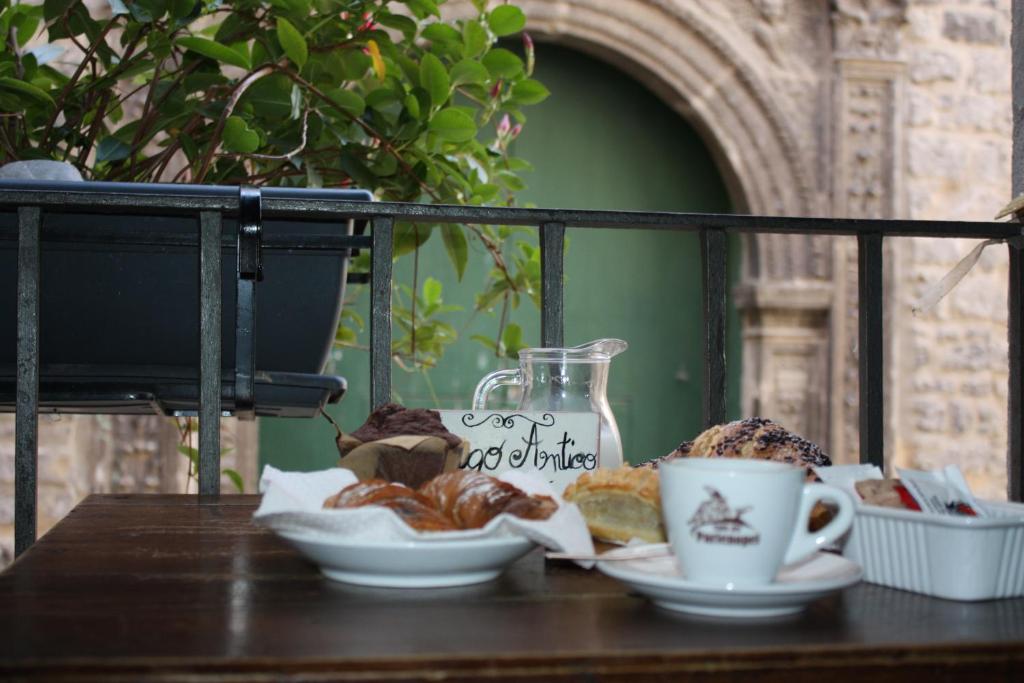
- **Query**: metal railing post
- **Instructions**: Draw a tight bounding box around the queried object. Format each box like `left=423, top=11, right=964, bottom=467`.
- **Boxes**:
left=370, top=216, right=393, bottom=408
left=700, top=228, right=728, bottom=429
left=858, top=233, right=884, bottom=469
left=198, top=210, right=223, bottom=495
left=15, top=206, right=41, bottom=557
left=539, top=222, right=565, bottom=348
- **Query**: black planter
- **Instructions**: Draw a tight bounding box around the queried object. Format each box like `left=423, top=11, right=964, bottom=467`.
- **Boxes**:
left=0, top=181, right=372, bottom=417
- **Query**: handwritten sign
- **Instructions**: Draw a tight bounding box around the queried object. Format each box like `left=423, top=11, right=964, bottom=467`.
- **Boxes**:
left=439, top=410, right=601, bottom=493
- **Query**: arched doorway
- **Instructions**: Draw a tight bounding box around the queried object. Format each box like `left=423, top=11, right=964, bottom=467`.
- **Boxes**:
left=259, top=42, right=738, bottom=469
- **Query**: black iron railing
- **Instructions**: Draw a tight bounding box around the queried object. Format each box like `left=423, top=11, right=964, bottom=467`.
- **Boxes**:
left=4, top=181, right=1023, bottom=557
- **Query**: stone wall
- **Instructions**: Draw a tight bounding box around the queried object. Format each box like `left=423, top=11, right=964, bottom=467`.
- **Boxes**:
left=894, top=0, right=1012, bottom=498
left=0, top=416, right=258, bottom=566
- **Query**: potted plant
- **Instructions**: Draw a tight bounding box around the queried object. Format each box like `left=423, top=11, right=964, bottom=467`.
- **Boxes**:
left=1, top=0, right=549, bottom=368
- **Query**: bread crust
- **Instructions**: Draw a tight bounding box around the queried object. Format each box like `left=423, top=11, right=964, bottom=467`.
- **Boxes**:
left=563, top=467, right=665, bottom=544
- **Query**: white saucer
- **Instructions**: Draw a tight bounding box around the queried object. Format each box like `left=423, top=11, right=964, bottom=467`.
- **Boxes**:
left=598, top=551, right=862, bottom=618
left=279, top=531, right=536, bottom=588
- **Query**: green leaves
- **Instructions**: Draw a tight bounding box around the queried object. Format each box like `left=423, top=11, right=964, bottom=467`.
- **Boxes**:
left=176, top=36, right=251, bottom=70
left=96, top=137, right=131, bottom=162
left=0, top=77, right=54, bottom=108
left=488, top=5, right=525, bottom=36
left=429, top=107, right=476, bottom=142
left=482, top=48, right=523, bottom=79
left=419, top=52, right=450, bottom=107
left=276, top=17, right=308, bottom=69
left=450, top=59, right=487, bottom=86
left=327, top=88, right=366, bottom=117
left=511, top=78, right=549, bottom=105
left=441, top=225, right=468, bottom=280
left=222, top=116, right=260, bottom=153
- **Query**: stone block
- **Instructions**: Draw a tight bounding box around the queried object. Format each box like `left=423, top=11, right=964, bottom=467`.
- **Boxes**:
left=910, top=50, right=960, bottom=83
left=913, top=400, right=946, bottom=432
left=908, top=135, right=968, bottom=180
left=908, top=91, right=935, bottom=127
left=942, top=11, right=1006, bottom=45
left=969, top=51, right=1010, bottom=94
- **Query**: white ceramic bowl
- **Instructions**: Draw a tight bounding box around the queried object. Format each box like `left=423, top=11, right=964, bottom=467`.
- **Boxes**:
left=280, top=531, right=536, bottom=588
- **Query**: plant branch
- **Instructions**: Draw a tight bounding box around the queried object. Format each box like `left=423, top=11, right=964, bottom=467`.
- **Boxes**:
left=242, top=109, right=310, bottom=161
left=39, top=17, right=119, bottom=148
left=194, top=64, right=276, bottom=182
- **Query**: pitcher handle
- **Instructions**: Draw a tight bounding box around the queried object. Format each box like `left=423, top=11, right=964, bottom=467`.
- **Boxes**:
left=472, top=369, right=522, bottom=410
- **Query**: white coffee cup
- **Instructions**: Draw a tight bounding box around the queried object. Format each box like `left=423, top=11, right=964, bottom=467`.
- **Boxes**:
left=659, top=458, right=854, bottom=586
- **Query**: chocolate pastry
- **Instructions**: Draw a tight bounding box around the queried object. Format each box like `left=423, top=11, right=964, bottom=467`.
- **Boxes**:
left=336, top=403, right=467, bottom=488
left=349, top=403, right=463, bottom=449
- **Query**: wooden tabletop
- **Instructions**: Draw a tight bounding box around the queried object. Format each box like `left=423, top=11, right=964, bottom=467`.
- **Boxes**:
left=2, top=494, right=1023, bottom=682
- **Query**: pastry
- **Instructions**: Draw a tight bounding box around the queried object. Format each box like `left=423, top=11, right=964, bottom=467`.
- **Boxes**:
left=563, top=467, right=665, bottom=544
left=335, top=403, right=468, bottom=488
left=348, top=403, right=463, bottom=449
left=323, top=480, right=458, bottom=532
left=421, top=470, right=558, bottom=529
left=324, top=471, right=558, bottom=532
left=644, top=418, right=834, bottom=532
left=649, top=417, right=832, bottom=479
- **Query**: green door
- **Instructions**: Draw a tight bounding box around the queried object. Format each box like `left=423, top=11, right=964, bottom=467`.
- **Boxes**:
left=259, top=43, right=740, bottom=472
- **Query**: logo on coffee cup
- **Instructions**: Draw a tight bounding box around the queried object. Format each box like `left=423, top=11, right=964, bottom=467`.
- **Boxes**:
left=688, top=487, right=761, bottom=547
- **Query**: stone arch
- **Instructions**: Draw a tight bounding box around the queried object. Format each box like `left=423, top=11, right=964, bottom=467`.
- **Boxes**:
left=445, top=0, right=835, bottom=447
left=447, top=0, right=817, bottom=219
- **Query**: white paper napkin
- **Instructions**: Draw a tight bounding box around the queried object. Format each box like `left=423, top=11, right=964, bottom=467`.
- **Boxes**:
left=254, top=465, right=595, bottom=557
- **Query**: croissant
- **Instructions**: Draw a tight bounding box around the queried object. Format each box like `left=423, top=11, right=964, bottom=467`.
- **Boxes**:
left=323, top=479, right=458, bottom=532
left=324, top=471, right=558, bottom=532
left=420, top=470, right=558, bottom=529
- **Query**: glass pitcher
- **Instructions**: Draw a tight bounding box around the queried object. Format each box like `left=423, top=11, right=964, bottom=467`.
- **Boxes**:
left=472, top=338, right=628, bottom=469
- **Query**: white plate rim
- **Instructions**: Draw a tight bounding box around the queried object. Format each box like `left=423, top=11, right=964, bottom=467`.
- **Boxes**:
left=277, top=529, right=536, bottom=552
left=597, top=551, right=863, bottom=598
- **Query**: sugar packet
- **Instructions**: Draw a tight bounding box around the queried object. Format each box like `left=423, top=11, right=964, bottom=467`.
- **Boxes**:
left=896, top=465, right=985, bottom=518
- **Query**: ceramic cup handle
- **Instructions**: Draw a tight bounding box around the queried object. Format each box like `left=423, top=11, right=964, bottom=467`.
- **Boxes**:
left=782, top=483, right=855, bottom=566
left=472, top=369, right=522, bottom=410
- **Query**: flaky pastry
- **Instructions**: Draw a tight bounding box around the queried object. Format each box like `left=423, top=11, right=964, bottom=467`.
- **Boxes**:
left=563, top=467, right=665, bottom=544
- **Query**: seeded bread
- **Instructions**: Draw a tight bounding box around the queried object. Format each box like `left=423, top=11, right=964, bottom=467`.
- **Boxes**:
left=650, top=417, right=832, bottom=478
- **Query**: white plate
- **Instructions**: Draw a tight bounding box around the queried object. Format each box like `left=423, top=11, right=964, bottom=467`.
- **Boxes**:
left=598, top=551, right=863, bottom=618
left=279, top=531, right=536, bottom=588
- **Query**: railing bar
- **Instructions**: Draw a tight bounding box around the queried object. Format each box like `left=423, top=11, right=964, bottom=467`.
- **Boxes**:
left=370, top=216, right=393, bottom=409
left=1009, top=0, right=1024, bottom=501
left=232, top=187, right=261, bottom=427
left=198, top=211, right=222, bottom=495
left=1010, top=241, right=1023, bottom=501
left=858, top=233, right=885, bottom=469
left=701, top=228, right=728, bottom=429
left=0, top=231, right=373, bottom=251
left=0, top=190, right=1018, bottom=238
left=14, top=206, right=40, bottom=557
left=539, top=222, right=565, bottom=348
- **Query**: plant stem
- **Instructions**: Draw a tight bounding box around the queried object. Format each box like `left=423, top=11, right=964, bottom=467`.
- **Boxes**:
left=39, top=17, right=118, bottom=149
left=194, top=64, right=276, bottom=182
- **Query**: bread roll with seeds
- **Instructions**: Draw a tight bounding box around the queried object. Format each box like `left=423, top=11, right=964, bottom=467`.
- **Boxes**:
left=650, top=417, right=831, bottom=479
left=645, top=418, right=834, bottom=531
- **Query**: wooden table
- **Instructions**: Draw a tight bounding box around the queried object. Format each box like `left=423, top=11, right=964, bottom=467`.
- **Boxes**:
left=2, top=495, right=1023, bottom=681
